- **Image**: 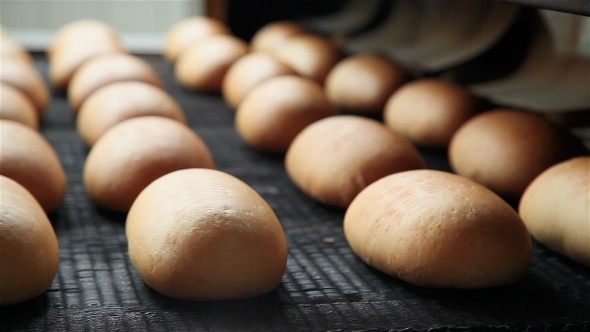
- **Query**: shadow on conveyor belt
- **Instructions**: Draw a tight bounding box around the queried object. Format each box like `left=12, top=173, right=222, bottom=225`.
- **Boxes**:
left=95, top=207, right=128, bottom=224
left=353, top=246, right=590, bottom=324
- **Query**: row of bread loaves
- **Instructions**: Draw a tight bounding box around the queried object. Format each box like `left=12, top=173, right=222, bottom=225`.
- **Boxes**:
left=0, top=27, right=50, bottom=129
left=45, top=18, right=289, bottom=302
left=235, top=21, right=590, bottom=289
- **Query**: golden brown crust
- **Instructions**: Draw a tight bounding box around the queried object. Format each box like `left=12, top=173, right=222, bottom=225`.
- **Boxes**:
left=0, top=83, right=39, bottom=129
left=0, top=176, right=60, bottom=306
left=126, top=168, right=288, bottom=300
left=0, top=120, right=67, bottom=212
left=272, top=34, right=340, bottom=85
left=235, top=75, right=337, bottom=152
left=68, top=53, right=163, bottom=111
left=0, top=34, right=33, bottom=64
left=48, top=20, right=121, bottom=58
left=0, top=57, right=50, bottom=114
left=48, top=20, right=126, bottom=90
left=519, top=156, right=590, bottom=266
left=83, top=116, right=215, bottom=211
left=285, top=115, right=425, bottom=207
left=164, top=16, right=230, bottom=62
left=76, top=81, right=186, bottom=146
left=250, top=21, right=306, bottom=53
left=174, top=35, right=249, bottom=92
left=384, top=78, right=480, bottom=147
left=344, top=169, right=533, bottom=288
left=222, top=52, right=296, bottom=109
left=326, top=54, right=406, bottom=113
left=449, top=109, right=586, bottom=200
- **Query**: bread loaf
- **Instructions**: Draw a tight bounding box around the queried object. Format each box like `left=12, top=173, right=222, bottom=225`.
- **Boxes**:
left=344, top=169, right=533, bottom=288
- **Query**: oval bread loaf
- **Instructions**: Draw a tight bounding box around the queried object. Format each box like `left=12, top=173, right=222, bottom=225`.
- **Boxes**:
left=0, top=120, right=67, bottom=212
left=519, top=156, right=590, bottom=266
left=126, top=168, right=288, bottom=300
left=344, top=169, right=533, bottom=288
left=0, top=176, right=60, bottom=306
left=285, top=115, right=425, bottom=207
left=83, top=116, right=214, bottom=211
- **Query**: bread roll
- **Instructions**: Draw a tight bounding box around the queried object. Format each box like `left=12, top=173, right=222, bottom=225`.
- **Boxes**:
left=0, top=120, right=67, bottom=212
left=0, top=57, right=50, bottom=114
left=449, top=109, right=586, bottom=200
left=345, top=169, right=533, bottom=288
left=164, top=16, right=230, bottom=62
left=0, top=83, right=39, bottom=129
left=285, top=115, right=425, bottom=207
left=384, top=79, right=480, bottom=147
left=251, top=21, right=306, bottom=53
left=68, top=53, right=163, bottom=111
left=0, top=176, right=60, bottom=306
left=325, top=54, right=406, bottom=113
left=0, top=33, right=33, bottom=64
left=83, top=116, right=214, bottom=211
left=126, top=168, right=288, bottom=300
left=519, top=156, right=590, bottom=266
left=222, top=52, right=296, bottom=109
left=175, top=35, right=249, bottom=92
left=235, top=75, right=337, bottom=152
left=272, top=34, right=340, bottom=85
left=49, top=20, right=126, bottom=89
left=77, top=81, right=186, bottom=146
left=48, top=19, right=122, bottom=59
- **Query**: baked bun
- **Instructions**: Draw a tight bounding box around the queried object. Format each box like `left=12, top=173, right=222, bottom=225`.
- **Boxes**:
left=519, top=156, right=590, bottom=266
left=235, top=75, right=337, bottom=152
left=345, top=169, right=533, bottom=288
left=76, top=81, right=186, bottom=146
left=449, top=109, right=586, bottom=200
left=325, top=54, right=406, bottom=113
left=68, top=53, right=163, bottom=111
left=164, top=16, right=230, bottom=62
left=250, top=21, right=306, bottom=53
left=0, top=120, right=67, bottom=212
left=126, top=168, right=288, bottom=300
left=0, top=33, right=33, bottom=64
left=0, top=83, right=39, bottom=129
left=0, top=57, right=50, bottom=114
left=0, top=176, right=60, bottom=306
left=222, top=52, right=296, bottom=109
left=49, top=20, right=125, bottom=90
left=174, top=35, right=249, bottom=92
left=83, top=116, right=214, bottom=211
left=384, top=78, right=480, bottom=147
left=48, top=19, right=121, bottom=59
left=272, top=34, right=340, bottom=85
left=285, top=115, right=425, bottom=207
